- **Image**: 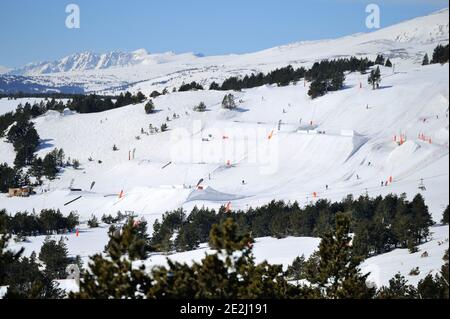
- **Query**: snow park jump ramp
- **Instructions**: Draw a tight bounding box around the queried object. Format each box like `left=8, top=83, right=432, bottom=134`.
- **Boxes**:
left=185, top=186, right=249, bottom=203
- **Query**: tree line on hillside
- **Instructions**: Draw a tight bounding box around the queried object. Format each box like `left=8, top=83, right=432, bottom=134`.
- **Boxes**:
left=423, top=44, right=450, bottom=66
left=0, top=91, right=146, bottom=137
left=1, top=199, right=448, bottom=299
left=0, top=92, right=119, bottom=100
left=71, top=214, right=450, bottom=299
left=2, top=214, right=446, bottom=299
left=148, top=194, right=438, bottom=258
left=206, top=57, right=376, bottom=99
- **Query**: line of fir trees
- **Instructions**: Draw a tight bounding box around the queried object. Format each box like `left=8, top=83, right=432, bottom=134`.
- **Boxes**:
left=422, top=44, right=449, bottom=66
left=0, top=209, right=79, bottom=237
left=177, top=81, right=204, bottom=92
left=0, top=92, right=118, bottom=100
left=62, top=214, right=447, bottom=299
left=1, top=213, right=446, bottom=299
left=0, top=91, right=147, bottom=136
left=207, top=56, right=375, bottom=99
left=149, top=193, right=436, bottom=258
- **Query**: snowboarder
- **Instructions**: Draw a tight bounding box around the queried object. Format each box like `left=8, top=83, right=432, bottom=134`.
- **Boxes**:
left=381, top=181, right=384, bottom=187
left=356, top=174, right=360, bottom=180
left=326, top=185, right=329, bottom=190
left=242, top=180, right=246, bottom=185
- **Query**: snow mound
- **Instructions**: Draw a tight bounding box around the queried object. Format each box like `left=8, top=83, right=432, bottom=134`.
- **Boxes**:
left=186, top=186, right=248, bottom=203
left=387, top=141, right=421, bottom=166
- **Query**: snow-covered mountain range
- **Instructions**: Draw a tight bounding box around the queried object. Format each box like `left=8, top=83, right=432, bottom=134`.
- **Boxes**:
left=9, top=49, right=202, bottom=76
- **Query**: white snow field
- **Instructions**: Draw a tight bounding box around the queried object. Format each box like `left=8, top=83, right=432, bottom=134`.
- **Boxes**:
left=0, top=9, right=449, bottom=291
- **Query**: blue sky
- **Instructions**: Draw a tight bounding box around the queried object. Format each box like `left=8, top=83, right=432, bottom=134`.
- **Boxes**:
left=0, top=0, right=448, bottom=68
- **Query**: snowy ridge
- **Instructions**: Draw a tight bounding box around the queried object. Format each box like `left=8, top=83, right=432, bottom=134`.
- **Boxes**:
left=10, top=49, right=200, bottom=76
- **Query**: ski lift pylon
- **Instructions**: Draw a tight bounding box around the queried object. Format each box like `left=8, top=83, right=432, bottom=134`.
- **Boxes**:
left=418, top=178, right=427, bottom=191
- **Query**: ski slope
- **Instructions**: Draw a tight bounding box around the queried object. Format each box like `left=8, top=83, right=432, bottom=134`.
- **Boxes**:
left=1, top=63, right=448, bottom=223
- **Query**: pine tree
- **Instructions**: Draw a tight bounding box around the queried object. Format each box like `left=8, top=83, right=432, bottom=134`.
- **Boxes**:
left=150, top=91, right=161, bottom=98
left=410, top=194, right=433, bottom=244
left=193, top=101, right=207, bottom=112
left=375, top=55, right=385, bottom=65
left=104, top=218, right=150, bottom=261
left=442, top=205, right=449, bottom=225
left=385, top=59, right=392, bottom=67
left=38, top=236, right=70, bottom=279
left=42, top=153, right=59, bottom=180
left=7, top=118, right=40, bottom=167
left=422, top=54, right=430, bottom=66
left=368, top=66, right=381, bottom=90
left=431, top=44, right=449, bottom=64
left=417, top=250, right=449, bottom=299
left=377, top=273, right=418, bottom=299
left=306, top=213, right=375, bottom=299
left=0, top=233, right=23, bottom=285
left=87, top=215, right=99, bottom=228
left=1, top=233, right=64, bottom=299
left=222, top=94, right=237, bottom=110
left=71, top=219, right=152, bottom=299
left=330, top=71, right=346, bottom=91
left=209, top=82, right=220, bottom=90
left=0, top=163, right=22, bottom=192
left=286, top=255, right=307, bottom=281
left=308, top=79, right=327, bottom=99
left=144, top=100, right=155, bottom=114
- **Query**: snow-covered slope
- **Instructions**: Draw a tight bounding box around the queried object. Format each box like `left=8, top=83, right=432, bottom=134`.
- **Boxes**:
left=0, top=63, right=448, bottom=223
left=0, top=9, right=448, bottom=289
